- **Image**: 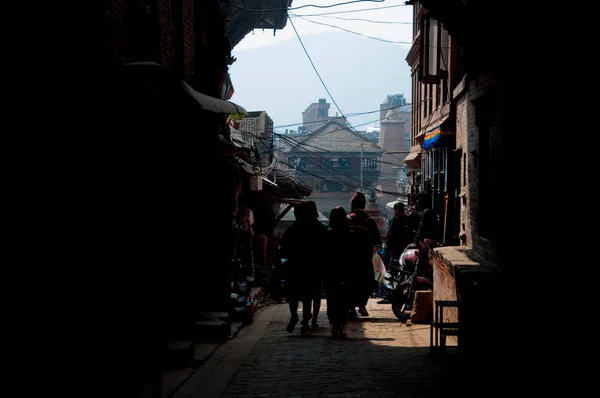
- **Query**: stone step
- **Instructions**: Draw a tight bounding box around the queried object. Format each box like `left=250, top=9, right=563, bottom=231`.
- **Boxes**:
left=207, top=311, right=229, bottom=320
left=164, top=340, right=195, bottom=369
left=194, top=319, right=230, bottom=343
left=197, top=311, right=228, bottom=321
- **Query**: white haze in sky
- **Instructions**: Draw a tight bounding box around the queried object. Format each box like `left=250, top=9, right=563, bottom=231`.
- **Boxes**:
left=228, top=0, right=414, bottom=131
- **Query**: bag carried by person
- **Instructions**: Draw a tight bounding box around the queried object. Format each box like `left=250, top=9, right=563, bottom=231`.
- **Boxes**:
left=372, top=251, right=387, bottom=282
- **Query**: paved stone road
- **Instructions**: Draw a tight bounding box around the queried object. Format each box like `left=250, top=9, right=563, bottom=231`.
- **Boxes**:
left=172, top=298, right=467, bottom=398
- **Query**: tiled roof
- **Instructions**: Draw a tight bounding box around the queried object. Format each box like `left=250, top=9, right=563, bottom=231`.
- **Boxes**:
left=264, top=168, right=312, bottom=199
left=283, top=120, right=384, bottom=154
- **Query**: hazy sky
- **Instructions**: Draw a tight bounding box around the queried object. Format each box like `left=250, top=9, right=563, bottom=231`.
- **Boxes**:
left=228, top=0, right=414, bottom=133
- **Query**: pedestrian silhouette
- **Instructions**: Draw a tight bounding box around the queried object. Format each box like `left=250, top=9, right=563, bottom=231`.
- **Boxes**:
left=279, top=200, right=327, bottom=335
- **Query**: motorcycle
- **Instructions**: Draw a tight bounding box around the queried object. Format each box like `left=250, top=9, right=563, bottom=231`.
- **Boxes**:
left=384, top=242, right=434, bottom=321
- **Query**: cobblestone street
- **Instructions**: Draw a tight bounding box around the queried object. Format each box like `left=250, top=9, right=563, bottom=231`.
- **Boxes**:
left=171, top=298, right=469, bottom=398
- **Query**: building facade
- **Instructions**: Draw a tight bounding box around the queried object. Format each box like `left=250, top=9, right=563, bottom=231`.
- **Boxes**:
left=282, top=120, right=383, bottom=195
left=72, top=2, right=294, bottom=397
left=405, top=1, right=462, bottom=246
left=377, top=94, right=412, bottom=206
left=404, top=0, right=510, bottom=370
left=238, top=111, right=275, bottom=169
left=299, top=98, right=349, bottom=135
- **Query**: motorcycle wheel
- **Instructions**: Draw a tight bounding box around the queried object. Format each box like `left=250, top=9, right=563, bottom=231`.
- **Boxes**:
left=391, top=284, right=411, bottom=321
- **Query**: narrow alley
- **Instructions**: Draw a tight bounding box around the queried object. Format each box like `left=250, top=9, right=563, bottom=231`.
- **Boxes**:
left=168, top=298, right=467, bottom=398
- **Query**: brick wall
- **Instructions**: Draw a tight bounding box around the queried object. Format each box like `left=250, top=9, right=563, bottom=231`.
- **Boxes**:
left=430, top=246, right=481, bottom=325
left=106, top=0, right=128, bottom=64
left=102, top=0, right=224, bottom=89
left=182, top=0, right=195, bottom=80
left=466, top=80, right=482, bottom=254
left=465, top=73, right=507, bottom=263
left=455, top=94, right=470, bottom=245
left=156, top=0, right=174, bottom=67
left=153, top=0, right=197, bottom=75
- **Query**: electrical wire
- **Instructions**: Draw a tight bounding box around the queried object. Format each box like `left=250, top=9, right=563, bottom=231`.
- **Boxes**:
left=271, top=96, right=440, bottom=134
left=291, top=12, right=412, bottom=44
left=288, top=14, right=383, bottom=158
left=223, top=0, right=392, bottom=13
left=274, top=108, right=414, bottom=162
left=298, top=15, right=415, bottom=24
left=291, top=3, right=406, bottom=17
left=274, top=102, right=412, bottom=129
left=240, top=126, right=408, bottom=194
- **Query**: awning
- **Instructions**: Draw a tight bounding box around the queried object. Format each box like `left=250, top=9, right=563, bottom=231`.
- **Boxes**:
left=404, top=150, right=422, bottom=169
left=423, top=126, right=454, bottom=149
left=181, top=81, right=248, bottom=116
left=121, top=62, right=248, bottom=116
left=421, top=115, right=455, bottom=149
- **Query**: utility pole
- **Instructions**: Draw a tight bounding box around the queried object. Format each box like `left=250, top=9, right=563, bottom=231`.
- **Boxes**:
left=360, top=145, right=363, bottom=190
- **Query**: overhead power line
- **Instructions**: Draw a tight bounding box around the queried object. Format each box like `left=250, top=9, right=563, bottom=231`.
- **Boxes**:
left=292, top=13, right=412, bottom=44
left=303, top=15, right=415, bottom=24
left=288, top=14, right=381, bottom=155
left=291, top=3, right=406, bottom=17
left=224, top=0, right=392, bottom=13
left=273, top=102, right=411, bottom=129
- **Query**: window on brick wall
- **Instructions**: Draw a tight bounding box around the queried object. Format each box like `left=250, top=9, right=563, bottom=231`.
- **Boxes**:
left=413, top=70, right=420, bottom=142
left=440, top=29, right=449, bottom=74
left=427, top=84, right=433, bottom=116
left=463, top=152, right=466, bottom=187
left=419, top=15, right=446, bottom=84
left=413, top=2, right=422, bottom=37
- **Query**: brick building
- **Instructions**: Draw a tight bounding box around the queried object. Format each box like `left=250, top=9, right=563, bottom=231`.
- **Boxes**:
left=405, top=1, right=461, bottom=246
left=377, top=94, right=412, bottom=207
left=238, top=111, right=275, bottom=169
left=70, top=2, right=294, bottom=397
left=404, top=0, right=510, bottom=372
left=280, top=120, right=384, bottom=217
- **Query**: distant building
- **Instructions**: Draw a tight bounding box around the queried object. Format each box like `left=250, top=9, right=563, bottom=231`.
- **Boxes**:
left=299, top=98, right=349, bottom=135
left=377, top=94, right=411, bottom=203
left=238, top=111, right=274, bottom=168
left=281, top=120, right=384, bottom=195
left=360, top=128, right=380, bottom=145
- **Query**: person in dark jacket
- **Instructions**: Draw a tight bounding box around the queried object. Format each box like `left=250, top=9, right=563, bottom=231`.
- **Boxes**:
left=279, top=201, right=327, bottom=335
left=346, top=191, right=381, bottom=318
left=414, top=192, right=439, bottom=247
left=323, top=206, right=362, bottom=339
left=386, top=201, right=412, bottom=264
left=377, top=201, right=412, bottom=304
left=412, top=192, right=438, bottom=280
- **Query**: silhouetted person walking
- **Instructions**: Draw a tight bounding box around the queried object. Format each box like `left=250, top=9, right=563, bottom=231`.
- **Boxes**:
left=279, top=201, right=327, bottom=335
left=323, top=206, right=362, bottom=338
left=347, top=191, right=381, bottom=318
